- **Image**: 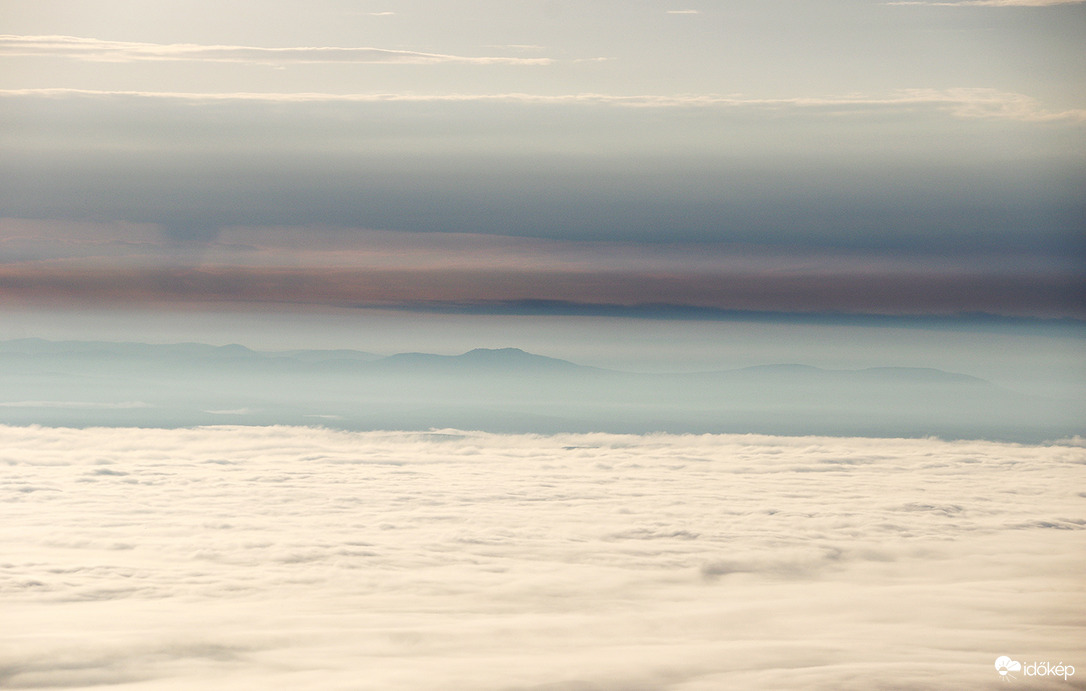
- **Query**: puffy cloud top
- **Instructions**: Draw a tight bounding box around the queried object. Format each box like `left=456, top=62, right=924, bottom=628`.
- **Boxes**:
left=2, top=426, right=1083, bottom=689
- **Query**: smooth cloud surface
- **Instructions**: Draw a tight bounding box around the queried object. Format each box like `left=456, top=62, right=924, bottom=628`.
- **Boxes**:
left=2, top=426, right=1083, bottom=690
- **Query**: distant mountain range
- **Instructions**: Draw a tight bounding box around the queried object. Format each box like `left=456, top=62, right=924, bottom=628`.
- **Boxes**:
left=0, top=339, right=1080, bottom=442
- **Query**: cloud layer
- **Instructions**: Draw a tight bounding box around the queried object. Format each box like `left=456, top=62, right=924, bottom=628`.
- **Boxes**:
left=1, top=81, right=1082, bottom=324
left=0, top=35, right=552, bottom=65
left=4, top=85, right=1083, bottom=121
left=1, top=426, right=1083, bottom=689
left=2, top=219, right=1082, bottom=319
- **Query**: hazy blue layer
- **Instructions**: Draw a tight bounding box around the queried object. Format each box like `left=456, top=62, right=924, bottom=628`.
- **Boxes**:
left=2, top=338, right=1080, bottom=443
left=3, top=307, right=1081, bottom=397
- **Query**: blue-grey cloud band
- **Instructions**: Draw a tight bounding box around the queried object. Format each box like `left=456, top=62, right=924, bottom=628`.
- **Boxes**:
left=2, top=90, right=1082, bottom=318
left=0, top=266, right=1082, bottom=319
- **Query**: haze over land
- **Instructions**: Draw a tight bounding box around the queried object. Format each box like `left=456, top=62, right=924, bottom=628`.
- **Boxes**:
left=1, top=338, right=1082, bottom=442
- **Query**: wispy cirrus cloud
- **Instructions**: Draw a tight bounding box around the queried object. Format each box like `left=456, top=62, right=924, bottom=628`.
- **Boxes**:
left=3, top=86, right=1083, bottom=121
left=0, top=34, right=552, bottom=66
left=887, top=0, right=1084, bottom=6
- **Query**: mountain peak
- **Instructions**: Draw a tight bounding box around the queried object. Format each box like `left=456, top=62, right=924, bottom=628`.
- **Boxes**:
left=461, top=347, right=530, bottom=358
left=456, top=347, right=580, bottom=369
left=375, top=347, right=584, bottom=372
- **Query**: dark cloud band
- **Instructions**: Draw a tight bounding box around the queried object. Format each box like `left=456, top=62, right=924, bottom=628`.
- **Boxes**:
left=1, top=265, right=1082, bottom=319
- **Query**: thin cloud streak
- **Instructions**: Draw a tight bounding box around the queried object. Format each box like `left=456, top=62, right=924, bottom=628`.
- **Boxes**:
left=888, top=0, right=1084, bottom=5
left=3, top=86, right=1083, bottom=121
left=0, top=35, right=553, bottom=66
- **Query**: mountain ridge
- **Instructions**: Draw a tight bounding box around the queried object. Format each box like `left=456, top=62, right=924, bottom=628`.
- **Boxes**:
left=0, top=339, right=991, bottom=383
left=0, top=339, right=1079, bottom=442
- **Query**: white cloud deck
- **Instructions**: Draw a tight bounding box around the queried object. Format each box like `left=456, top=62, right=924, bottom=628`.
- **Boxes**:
left=2, top=426, right=1082, bottom=689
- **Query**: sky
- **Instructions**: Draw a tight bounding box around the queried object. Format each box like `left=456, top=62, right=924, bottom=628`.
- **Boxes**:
left=1, top=0, right=1084, bottom=339
left=3, top=425, right=1084, bottom=689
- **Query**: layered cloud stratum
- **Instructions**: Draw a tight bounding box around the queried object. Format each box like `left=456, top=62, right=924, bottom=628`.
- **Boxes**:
left=0, top=35, right=554, bottom=66
left=2, top=217, right=1083, bottom=320
left=2, top=425, right=1083, bottom=690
